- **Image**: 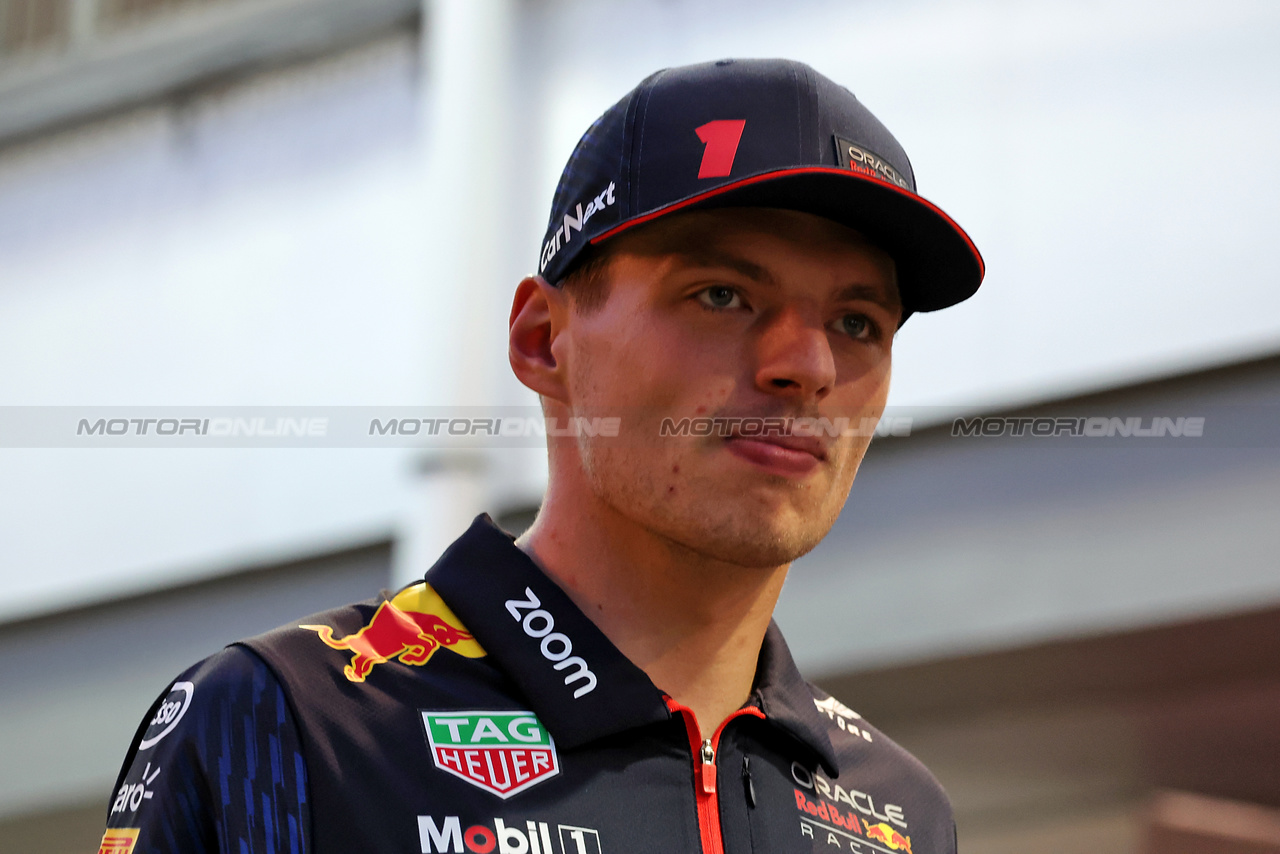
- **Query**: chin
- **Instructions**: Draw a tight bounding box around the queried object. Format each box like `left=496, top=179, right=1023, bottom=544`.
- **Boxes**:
left=580, top=438, right=846, bottom=568
left=655, top=500, right=836, bottom=569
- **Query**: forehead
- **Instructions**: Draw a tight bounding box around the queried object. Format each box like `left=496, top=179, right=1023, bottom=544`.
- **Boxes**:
left=605, top=208, right=898, bottom=292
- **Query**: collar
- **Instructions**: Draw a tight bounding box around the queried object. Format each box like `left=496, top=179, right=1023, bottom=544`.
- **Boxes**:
left=752, top=620, right=839, bottom=776
left=427, top=515, right=839, bottom=774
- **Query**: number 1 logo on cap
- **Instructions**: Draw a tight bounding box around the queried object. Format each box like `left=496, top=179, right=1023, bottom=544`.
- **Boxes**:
left=695, top=120, right=746, bottom=179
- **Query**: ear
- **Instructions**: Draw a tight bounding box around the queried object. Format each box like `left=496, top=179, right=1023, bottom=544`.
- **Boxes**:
left=509, top=275, right=571, bottom=403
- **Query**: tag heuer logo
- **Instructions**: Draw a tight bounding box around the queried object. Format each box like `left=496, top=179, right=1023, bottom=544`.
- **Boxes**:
left=421, top=710, right=559, bottom=798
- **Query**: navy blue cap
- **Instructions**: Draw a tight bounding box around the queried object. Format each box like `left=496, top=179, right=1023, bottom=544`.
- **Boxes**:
left=538, top=58, right=984, bottom=315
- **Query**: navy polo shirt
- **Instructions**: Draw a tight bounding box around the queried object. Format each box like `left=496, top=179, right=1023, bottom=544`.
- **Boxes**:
left=103, top=515, right=955, bottom=854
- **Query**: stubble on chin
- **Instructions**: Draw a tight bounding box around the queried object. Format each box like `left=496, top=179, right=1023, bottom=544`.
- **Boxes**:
left=577, top=433, right=853, bottom=570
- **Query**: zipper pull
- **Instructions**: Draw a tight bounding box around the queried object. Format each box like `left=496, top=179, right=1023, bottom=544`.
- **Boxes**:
left=700, top=738, right=716, bottom=794
left=741, top=755, right=756, bottom=808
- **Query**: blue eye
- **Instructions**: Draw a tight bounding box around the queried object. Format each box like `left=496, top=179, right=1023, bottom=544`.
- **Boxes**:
left=698, top=286, right=741, bottom=308
left=839, top=314, right=872, bottom=339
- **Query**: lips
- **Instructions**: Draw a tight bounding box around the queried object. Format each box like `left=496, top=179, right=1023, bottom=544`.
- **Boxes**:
left=728, top=432, right=827, bottom=460
left=723, top=429, right=829, bottom=476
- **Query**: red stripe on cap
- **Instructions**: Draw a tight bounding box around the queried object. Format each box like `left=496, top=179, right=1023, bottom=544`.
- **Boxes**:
left=590, top=166, right=985, bottom=280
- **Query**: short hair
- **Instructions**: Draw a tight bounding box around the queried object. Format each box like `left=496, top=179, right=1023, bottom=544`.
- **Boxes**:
left=555, top=244, right=615, bottom=314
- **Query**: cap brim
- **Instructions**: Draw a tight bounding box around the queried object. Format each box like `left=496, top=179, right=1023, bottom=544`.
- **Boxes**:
left=591, top=167, right=984, bottom=314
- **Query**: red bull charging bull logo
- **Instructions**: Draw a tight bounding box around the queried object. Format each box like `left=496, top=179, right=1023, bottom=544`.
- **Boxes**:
left=863, top=821, right=912, bottom=853
left=301, top=583, right=486, bottom=682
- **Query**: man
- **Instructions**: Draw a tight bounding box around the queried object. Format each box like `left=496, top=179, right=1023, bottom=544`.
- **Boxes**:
left=101, top=58, right=982, bottom=854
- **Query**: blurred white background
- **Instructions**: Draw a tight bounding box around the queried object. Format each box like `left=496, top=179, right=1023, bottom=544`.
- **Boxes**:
left=1, top=1, right=1278, bottom=851
left=2, top=0, right=1278, bottom=620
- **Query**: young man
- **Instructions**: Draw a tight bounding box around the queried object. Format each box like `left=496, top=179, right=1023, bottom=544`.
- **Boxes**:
left=101, top=59, right=982, bottom=854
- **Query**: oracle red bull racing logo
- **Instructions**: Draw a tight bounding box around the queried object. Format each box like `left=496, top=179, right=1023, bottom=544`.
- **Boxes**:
left=793, top=762, right=911, bottom=853
left=795, top=789, right=913, bottom=852
left=422, top=711, right=560, bottom=798
left=301, top=583, right=486, bottom=682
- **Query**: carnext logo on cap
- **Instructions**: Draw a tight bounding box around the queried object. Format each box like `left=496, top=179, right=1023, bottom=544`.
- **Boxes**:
left=540, top=181, right=617, bottom=273
left=834, top=137, right=909, bottom=190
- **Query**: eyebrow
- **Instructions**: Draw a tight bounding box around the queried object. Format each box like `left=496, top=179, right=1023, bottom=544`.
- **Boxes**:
left=835, top=283, right=903, bottom=313
left=668, top=250, right=774, bottom=285
left=669, top=250, right=902, bottom=312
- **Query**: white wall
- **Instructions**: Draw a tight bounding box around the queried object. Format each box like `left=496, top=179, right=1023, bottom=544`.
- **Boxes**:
left=2, top=0, right=1279, bottom=624
left=0, top=36, right=434, bottom=619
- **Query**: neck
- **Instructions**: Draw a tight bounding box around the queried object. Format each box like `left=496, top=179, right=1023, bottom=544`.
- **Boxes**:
left=517, top=476, right=789, bottom=734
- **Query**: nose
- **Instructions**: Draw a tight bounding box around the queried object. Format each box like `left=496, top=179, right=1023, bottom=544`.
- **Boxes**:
left=752, top=307, right=836, bottom=401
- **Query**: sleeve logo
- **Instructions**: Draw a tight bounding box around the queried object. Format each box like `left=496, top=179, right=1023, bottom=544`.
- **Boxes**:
left=97, top=829, right=139, bottom=854
left=138, top=682, right=193, bottom=750
left=110, top=762, right=161, bottom=816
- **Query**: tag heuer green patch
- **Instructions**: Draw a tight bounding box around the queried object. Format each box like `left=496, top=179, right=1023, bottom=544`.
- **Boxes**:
left=420, top=710, right=560, bottom=798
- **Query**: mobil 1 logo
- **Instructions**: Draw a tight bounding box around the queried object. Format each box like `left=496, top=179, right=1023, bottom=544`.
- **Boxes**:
left=417, top=816, right=602, bottom=854
left=558, top=825, right=602, bottom=854
left=422, top=710, right=560, bottom=798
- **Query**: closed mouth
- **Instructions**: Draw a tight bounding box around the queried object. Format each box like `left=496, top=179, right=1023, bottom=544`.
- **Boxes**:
left=725, top=432, right=828, bottom=461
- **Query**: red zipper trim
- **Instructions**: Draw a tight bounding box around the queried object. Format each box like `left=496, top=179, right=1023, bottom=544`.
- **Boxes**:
left=665, top=697, right=765, bottom=854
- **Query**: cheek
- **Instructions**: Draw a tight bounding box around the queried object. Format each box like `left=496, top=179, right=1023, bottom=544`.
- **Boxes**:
left=868, top=363, right=893, bottom=407
left=572, top=317, right=732, bottom=416
left=859, top=350, right=893, bottom=405
left=828, top=358, right=892, bottom=473
left=565, top=327, right=630, bottom=411
left=837, top=354, right=892, bottom=413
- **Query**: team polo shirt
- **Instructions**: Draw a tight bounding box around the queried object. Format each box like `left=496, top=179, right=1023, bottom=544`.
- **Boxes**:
left=102, top=514, right=956, bottom=854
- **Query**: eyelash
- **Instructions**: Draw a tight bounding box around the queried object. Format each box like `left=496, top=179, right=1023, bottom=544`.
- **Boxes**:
left=694, top=286, right=882, bottom=342
left=696, top=285, right=742, bottom=310
left=836, top=313, right=881, bottom=342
